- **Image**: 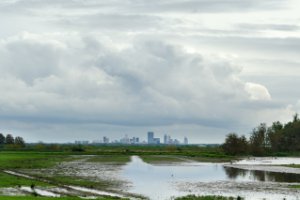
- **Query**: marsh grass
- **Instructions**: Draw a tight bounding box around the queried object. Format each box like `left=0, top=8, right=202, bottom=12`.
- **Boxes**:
left=140, top=155, right=185, bottom=164
left=87, top=155, right=130, bottom=164
left=33, top=175, right=122, bottom=191
left=0, top=172, right=51, bottom=187
left=0, top=152, right=74, bottom=169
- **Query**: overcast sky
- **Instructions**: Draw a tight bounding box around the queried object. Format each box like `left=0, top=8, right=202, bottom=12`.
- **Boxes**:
left=0, top=0, right=300, bottom=143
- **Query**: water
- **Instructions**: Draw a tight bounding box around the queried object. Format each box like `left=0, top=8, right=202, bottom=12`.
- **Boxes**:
left=121, top=156, right=300, bottom=200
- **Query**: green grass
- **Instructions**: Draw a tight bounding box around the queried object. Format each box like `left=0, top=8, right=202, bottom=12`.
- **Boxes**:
left=0, top=172, right=51, bottom=187
left=185, top=156, right=235, bottom=163
left=0, top=197, right=127, bottom=200
left=0, top=152, right=73, bottom=169
left=87, top=155, right=130, bottom=164
left=1, top=145, right=236, bottom=162
left=140, top=155, right=234, bottom=164
left=289, top=185, right=300, bottom=189
left=175, top=195, right=243, bottom=200
left=282, top=164, right=300, bottom=168
left=140, top=155, right=185, bottom=164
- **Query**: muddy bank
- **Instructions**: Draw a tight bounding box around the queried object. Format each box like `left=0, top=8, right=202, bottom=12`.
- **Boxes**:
left=234, top=157, right=300, bottom=165
left=225, top=157, right=300, bottom=174
left=224, top=164, right=300, bottom=174
left=2, top=170, right=127, bottom=198
left=176, top=181, right=300, bottom=200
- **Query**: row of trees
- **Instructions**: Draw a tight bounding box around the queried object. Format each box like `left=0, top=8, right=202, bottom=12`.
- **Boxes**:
left=222, top=114, right=300, bottom=156
left=0, top=133, right=25, bottom=148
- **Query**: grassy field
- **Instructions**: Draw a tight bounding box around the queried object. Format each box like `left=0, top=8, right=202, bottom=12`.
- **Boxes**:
left=1, top=144, right=233, bottom=160
left=0, top=152, right=73, bottom=169
left=0, top=172, right=51, bottom=187
left=0, top=152, right=125, bottom=197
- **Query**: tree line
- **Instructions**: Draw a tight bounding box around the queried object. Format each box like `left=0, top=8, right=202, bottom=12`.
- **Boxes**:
left=222, top=114, right=300, bottom=156
left=0, top=133, right=25, bottom=148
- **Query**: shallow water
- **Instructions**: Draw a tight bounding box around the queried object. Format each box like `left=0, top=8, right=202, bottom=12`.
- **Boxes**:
left=121, top=156, right=300, bottom=200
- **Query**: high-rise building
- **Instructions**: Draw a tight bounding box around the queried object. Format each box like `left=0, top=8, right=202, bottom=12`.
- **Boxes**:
left=153, top=138, right=160, bottom=144
left=184, top=137, right=188, bottom=145
left=103, top=136, right=109, bottom=144
left=75, top=140, right=89, bottom=145
left=148, top=131, right=154, bottom=144
left=164, top=134, right=168, bottom=144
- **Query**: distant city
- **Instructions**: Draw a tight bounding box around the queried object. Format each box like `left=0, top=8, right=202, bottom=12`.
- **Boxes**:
left=75, top=132, right=188, bottom=145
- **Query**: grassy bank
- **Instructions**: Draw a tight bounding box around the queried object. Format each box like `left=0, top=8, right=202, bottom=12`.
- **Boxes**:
left=87, top=155, right=130, bottom=164
left=0, top=172, right=51, bottom=187
left=282, top=164, right=300, bottom=168
left=37, top=175, right=121, bottom=191
left=140, top=155, right=186, bottom=164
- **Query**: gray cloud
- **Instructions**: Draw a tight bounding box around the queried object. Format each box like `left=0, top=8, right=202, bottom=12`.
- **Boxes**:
left=0, top=0, right=299, bottom=143
left=0, top=34, right=280, bottom=129
left=126, top=0, right=286, bottom=13
left=57, top=14, right=163, bottom=31
left=237, top=23, right=300, bottom=31
left=0, top=0, right=286, bottom=14
left=0, top=35, right=62, bottom=84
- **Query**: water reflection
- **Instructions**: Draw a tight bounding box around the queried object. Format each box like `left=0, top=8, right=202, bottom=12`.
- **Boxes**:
left=223, top=166, right=300, bottom=182
left=121, top=156, right=300, bottom=200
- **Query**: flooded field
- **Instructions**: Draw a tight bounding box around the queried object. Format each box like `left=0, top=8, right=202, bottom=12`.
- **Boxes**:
left=2, top=155, right=300, bottom=200
left=121, top=156, right=300, bottom=199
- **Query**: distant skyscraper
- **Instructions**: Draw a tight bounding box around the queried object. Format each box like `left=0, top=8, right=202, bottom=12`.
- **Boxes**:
left=148, top=131, right=154, bottom=144
left=164, top=134, right=168, bottom=144
left=103, top=136, right=109, bottom=144
left=184, top=137, right=188, bottom=145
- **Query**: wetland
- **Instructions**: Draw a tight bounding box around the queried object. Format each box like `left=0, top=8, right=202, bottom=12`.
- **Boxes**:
left=1, top=151, right=300, bottom=200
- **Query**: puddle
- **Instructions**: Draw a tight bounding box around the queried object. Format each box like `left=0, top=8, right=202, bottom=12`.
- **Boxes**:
left=121, top=156, right=300, bottom=200
left=67, top=185, right=125, bottom=198
left=20, top=186, right=60, bottom=197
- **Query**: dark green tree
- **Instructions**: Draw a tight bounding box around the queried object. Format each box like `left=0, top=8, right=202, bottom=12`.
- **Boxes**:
left=0, top=133, right=5, bottom=145
left=15, top=136, right=25, bottom=147
left=222, top=133, right=248, bottom=155
left=5, top=134, right=15, bottom=144
left=249, top=123, right=267, bottom=156
left=266, top=121, right=283, bottom=152
left=280, top=117, right=300, bottom=151
left=293, top=113, right=299, bottom=123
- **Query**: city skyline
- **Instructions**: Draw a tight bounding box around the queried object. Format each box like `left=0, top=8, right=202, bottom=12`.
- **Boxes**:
left=75, top=131, right=189, bottom=145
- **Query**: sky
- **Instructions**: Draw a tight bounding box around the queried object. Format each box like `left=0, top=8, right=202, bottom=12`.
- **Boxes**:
left=0, top=0, right=300, bottom=143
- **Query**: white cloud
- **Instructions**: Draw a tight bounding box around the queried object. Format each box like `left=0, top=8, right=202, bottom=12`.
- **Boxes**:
left=245, top=82, right=271, bottom=101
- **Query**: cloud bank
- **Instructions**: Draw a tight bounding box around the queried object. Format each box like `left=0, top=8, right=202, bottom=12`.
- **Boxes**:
left=0, top=0, right=299, bottom=142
